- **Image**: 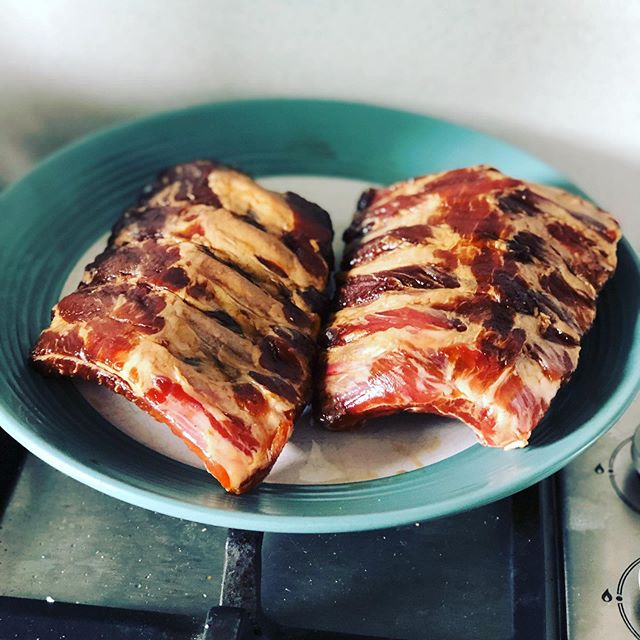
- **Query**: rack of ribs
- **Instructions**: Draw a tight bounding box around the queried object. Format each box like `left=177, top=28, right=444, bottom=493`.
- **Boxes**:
left=32, top=161, right=334, bottom=493
left=316, top=165, right=620, bottom=449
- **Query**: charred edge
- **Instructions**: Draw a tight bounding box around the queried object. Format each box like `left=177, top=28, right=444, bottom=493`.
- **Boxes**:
left=284, top=192, right=334, bottom=270
left=299, top=287, right=330, bottom=316
left=281, top=232, right=330, bottom=280
left=142, top=161, right=222, bottom=208
left=339, top=188, right=376, bottom=244
left=433, top=298, right=516, bottom=337
left=343, top=219, right=375, bottom=244
left=108, top=206, right=181, bottom=246
left=494, top=270, right=579, bottom=326
left=357, top=188, right=377, bottom=212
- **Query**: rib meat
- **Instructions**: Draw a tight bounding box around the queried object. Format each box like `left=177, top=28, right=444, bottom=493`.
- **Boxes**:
left=316, top=165, right=620, bottom=448
left=32, top=161, right=333, bottom=493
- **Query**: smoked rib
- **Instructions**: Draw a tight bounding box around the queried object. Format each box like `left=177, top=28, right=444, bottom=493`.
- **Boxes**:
left=32, top=161, right=334, bottom=493
left=316, top=166, right=620, bottom=448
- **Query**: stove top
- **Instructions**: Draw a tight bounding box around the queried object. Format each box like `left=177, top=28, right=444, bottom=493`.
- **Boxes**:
left=562, top=394, right=640, bottom=639
left=1, top=396, right=639, bottom=639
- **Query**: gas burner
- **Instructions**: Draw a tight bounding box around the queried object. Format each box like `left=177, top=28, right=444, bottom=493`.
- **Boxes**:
left=601, top=557, right=640, bottom=639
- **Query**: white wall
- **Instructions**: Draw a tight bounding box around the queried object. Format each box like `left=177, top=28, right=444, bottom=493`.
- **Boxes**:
left=1, top=0, right=638, bottom=245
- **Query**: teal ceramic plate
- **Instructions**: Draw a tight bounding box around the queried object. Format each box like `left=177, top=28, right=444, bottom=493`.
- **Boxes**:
left=1, top=99, right=639, bottom=533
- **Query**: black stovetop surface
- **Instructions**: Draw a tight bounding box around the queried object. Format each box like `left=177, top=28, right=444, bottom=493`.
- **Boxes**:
left=0, top=430, right=565, bottom=639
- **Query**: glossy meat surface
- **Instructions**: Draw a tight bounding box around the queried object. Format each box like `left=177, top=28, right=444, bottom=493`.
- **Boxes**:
left=317, top=166, right=620, bottom=448
left=32, top=161, right=333, bottom=493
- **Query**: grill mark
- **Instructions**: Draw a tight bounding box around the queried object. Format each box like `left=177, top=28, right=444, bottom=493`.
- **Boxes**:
left=493, top=271, right=539, bottom=315
left=281, top=299, right=311, bottom=328
left=248, top=371, right=298, bottom=403
left=473, top=210, right=503, bottom=240
left=113, top=203, right=319, bottom=289
left=338, top=265, right=460, bottom=308
left=547, top=221, right=591, bottom=248
left=162, top=266, right=190, bottom=289
left=345, top=168, right=519, bottom=241
left=233, top=383, right=268, bottom=416
left=256, top=256, right=288, bottom=278
left=203, top=309, right=243, bottom=334
left=497, top=188, right=541, bottom=216
left=83, top=238, right=273, bottom=338
left=506, top=231, right=546, bottom=263
left=195, top=244, right=310, bottom=328
left=479, top=327, right=526, bottom=367
left=201, top=241, right=309, bottom=324
left=259, top=335, right=305, bottom=381
left=433, top=297, right=516, bottom=338
left=539, top=272, right=591, bottom=308
left=272, top=326, right=316, bottom=361
left=567, top=209, right=618, bottom=241
left=239, top=211, right=267, bottom=232
left=342, top=224, right=434, bottom=269
left=200, top=247, right=315, bottom=326
left=484, top=301, right=515, bottom=336
left=324, top=307, right=467, bottom=348
left=541, top=325, right=580, bottom=347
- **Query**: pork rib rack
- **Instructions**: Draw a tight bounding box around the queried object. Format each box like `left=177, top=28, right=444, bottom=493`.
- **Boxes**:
left=32, top=161, right=334, bottom=493
left=316, top=165, right=620, bottom=449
